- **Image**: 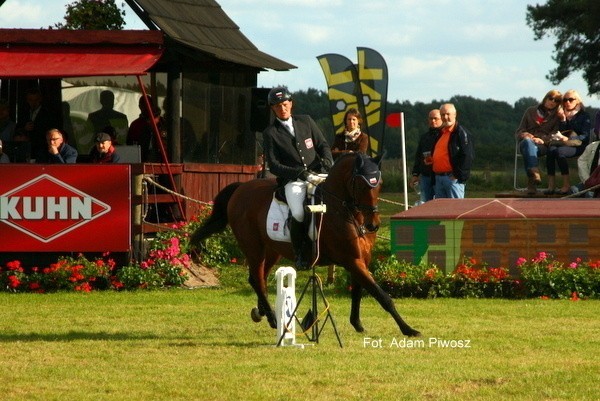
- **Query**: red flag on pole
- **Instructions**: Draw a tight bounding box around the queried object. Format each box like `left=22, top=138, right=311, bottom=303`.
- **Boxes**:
left=386, top=112, right=402, bottom=128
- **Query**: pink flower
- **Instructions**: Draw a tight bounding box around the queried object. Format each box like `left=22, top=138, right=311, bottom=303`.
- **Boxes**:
left=516, top=257, right=527, bottom=266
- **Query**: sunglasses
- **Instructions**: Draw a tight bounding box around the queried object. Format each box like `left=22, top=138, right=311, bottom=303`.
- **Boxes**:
left=563, top=98, right=576, bottom=103
left=546, top=97, right=561, bottom=103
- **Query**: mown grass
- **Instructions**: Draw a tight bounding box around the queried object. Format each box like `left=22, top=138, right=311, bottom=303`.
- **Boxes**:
left=1, top=288, right=598, bottom=401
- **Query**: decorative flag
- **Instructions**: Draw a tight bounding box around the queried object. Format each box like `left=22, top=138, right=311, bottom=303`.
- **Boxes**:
left=317, top=53, right=364, bottom=137
left=356, top=47, right=388, bottom=157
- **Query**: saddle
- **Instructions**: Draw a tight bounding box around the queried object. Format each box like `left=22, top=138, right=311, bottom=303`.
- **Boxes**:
left=266, top=179, right=326, bottom=243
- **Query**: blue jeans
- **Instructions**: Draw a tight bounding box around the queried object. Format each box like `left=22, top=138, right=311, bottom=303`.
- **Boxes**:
left=519, top=138, right=547, bottom=171
left=434, top=174, right=465, bottom=198
left=419, top=175, right=435, bottom=202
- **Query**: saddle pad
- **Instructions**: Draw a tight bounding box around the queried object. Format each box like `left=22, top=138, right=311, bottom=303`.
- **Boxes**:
left=266, top=195, right=318, bottom=242
left=266, top=196, right=291, bottom=242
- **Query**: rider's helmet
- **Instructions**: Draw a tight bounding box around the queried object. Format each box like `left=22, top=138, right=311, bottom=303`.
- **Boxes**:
left=267, top=86, right=293, bottom=106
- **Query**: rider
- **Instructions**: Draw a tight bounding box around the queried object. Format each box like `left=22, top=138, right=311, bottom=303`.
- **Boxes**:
left=262, top=86, right=334, bottom=269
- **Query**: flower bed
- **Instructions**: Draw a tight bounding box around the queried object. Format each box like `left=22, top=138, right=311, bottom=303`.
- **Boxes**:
left=0, top=204, right=242, bottom=293
left=372, top=252, right=600, bottom=300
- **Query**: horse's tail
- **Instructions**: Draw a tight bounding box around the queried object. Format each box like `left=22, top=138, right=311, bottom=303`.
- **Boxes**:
left=190, top=182, right=242, bottom=249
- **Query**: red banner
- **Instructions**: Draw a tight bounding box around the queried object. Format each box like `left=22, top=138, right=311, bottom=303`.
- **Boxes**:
left=0, top=165, right=131, bottom=252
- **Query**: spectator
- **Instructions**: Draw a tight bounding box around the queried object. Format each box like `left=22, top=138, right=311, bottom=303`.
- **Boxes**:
left=331, top=108, right=369, bottom=160
left=410, top=109, right=442, bottom=203
left=515, top=89, right=562, bottom=194
left=0, top=139, right=10, bottom=163
left=568, top=140, right=600, bottom=197
left=431, top=103, right=474, bottom=199
left=0, top=99, right=16, bottom=143
left=38, top=128, right=77, bottom=164
left=16, top=87, right=59, bottom=161
left=127, top=96, right=165, bottom=162
left=545, top=89, right=591, bottom=195
left=89, top=132, right=121, bottom=163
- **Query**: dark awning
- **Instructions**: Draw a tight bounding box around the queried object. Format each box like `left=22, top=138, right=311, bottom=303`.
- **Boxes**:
left=0, top=29, right=164, bottom=78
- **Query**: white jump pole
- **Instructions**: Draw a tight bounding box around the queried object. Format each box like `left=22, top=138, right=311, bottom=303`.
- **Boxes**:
left=400, top=112, right=408, bottom=210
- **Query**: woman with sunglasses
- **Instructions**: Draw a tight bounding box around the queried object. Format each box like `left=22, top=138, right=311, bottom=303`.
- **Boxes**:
left=515, top=89, right=562, bottom=194
left=545, top=89, right=591, bottom=195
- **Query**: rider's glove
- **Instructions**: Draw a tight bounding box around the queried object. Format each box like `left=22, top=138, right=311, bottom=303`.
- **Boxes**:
left=306, top=174, right=326, bottom=185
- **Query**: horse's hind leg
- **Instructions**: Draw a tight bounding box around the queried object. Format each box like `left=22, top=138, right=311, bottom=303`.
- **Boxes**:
left=247, top=254, right=279, bottom=329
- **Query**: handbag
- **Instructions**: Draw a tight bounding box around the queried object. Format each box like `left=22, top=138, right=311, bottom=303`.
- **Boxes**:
left=548, top=130, right=582, bottom=147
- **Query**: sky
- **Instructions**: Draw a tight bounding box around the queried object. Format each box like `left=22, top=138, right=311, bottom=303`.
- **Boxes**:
left=2, top=0, right=599, bottom=108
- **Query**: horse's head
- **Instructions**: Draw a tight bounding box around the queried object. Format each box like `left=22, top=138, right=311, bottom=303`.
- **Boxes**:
left=325, top=153, right=383, bottom=235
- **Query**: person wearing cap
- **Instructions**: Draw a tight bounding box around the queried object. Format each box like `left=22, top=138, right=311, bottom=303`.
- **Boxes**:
left=37, top=128, right=77, bottom=164
left=89, top=132, right=121, bottom=163
left=262, top=86, right=333, bottom=270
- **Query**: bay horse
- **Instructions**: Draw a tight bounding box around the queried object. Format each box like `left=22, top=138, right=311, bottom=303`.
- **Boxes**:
left=190, top=153, right=421, bottom=337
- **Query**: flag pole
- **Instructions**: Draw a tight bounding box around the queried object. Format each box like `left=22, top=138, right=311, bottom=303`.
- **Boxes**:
left=400, top=112, right=408, bottom=210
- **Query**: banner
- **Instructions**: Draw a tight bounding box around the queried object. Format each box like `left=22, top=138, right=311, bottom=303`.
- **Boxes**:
left=0, top=165, right=131, bottom=252
left=317, top=53, right=364, bottom=137
left=356, top=47, right=388, bottom=157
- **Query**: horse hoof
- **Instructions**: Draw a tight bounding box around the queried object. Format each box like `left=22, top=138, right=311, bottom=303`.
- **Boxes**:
left=250, top=308, right=263, bottom=323
left=351, top=321, right=365, bottom=333
left=405, top=329, right=422, bottom=337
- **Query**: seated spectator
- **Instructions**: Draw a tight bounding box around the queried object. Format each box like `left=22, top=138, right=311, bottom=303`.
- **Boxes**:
left=545, top=89, right=591, bottom=195
left=37, top=128, right=78, bottom=164
left=0, top=99, right=16, bottom=143
left=331, top=108, right=370, bottom=160
left=0, top=139, right=10, bottom=163
left=89, top=132, right=121, bottom=163
left=515, top=89, right=562, bottom=194
left=569, top=140, right=599, bottom=197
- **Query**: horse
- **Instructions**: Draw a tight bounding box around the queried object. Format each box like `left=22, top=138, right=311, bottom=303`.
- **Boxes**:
left=190, top=152, right=421, bottom=337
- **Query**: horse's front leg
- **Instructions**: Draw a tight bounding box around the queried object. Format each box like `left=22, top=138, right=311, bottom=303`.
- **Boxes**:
left=350, top=262, right=421, bottom=337
left=349, top=281, right=365, bottom=332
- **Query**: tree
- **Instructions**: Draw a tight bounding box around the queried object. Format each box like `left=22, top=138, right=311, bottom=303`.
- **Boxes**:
left=52, top=0, right=126, bottom=30
left=526, top=0, right=600, bottom=94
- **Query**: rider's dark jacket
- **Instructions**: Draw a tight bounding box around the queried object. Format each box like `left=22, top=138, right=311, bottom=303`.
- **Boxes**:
left=262, top=114, right=333, bottom=187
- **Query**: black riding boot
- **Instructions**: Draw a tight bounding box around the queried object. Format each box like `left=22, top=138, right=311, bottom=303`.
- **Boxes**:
left=290, top=218, right=309, bottom=270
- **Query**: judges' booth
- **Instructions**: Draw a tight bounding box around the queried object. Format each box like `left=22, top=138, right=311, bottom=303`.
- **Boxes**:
left=0, top=30, right=166, bottom=267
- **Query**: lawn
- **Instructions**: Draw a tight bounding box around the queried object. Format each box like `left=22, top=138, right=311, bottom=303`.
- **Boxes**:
left=1, top=288, right=598, bottom=401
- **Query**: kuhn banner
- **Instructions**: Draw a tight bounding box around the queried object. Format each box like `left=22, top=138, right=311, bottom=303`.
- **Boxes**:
left=0, top=165, right=131, bottom=252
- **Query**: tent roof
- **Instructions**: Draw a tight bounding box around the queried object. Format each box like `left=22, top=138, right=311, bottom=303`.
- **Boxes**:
left=0, top=29, right=164, bottom=78
left=125, top=0, right=295, bottom=71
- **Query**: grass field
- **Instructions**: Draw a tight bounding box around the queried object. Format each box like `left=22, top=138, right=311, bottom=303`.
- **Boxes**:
left=1, top=287, right=598, bottom=401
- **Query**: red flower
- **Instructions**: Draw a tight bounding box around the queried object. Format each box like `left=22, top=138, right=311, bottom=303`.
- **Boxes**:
left=7, top=275, right=21, bottom=288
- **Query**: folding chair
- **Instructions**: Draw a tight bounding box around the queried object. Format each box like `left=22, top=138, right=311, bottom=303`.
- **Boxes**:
left=513, top=140, right=527, bottom=191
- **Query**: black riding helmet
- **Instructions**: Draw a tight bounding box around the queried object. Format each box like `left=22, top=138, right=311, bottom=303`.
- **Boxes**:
left=268, top=86, right=292, bottom=106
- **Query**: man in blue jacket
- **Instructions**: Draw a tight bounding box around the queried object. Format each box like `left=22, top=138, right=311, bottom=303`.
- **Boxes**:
left=262, top=86, right=333, bottom=269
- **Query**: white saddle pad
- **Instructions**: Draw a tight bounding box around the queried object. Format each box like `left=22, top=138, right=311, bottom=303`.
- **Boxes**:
left=266, top=195, right=319, bottom=242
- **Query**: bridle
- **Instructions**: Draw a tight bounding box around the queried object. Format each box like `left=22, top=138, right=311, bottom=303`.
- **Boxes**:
left=319, top=159, right=382, bottom=236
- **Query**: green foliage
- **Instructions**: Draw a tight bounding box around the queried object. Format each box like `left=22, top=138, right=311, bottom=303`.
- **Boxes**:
left=52, top=0, right=126, bottom=30
left=527, top=0, right=600, bottom=94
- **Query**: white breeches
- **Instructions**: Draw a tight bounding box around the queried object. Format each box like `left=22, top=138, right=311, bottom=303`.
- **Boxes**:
left=285, top=180, right=307, bottom=222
